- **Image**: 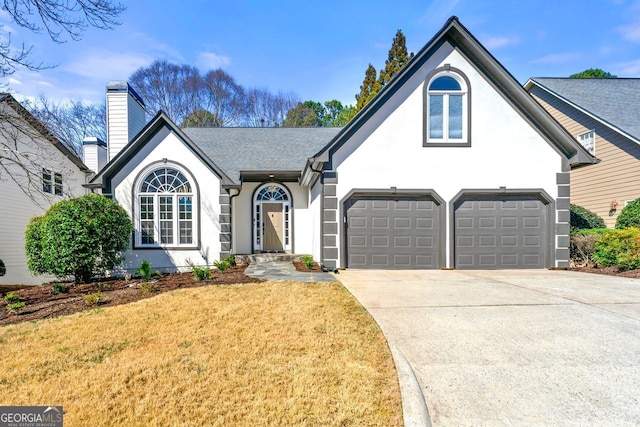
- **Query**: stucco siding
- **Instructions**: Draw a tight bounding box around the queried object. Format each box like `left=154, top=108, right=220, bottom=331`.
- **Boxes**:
left=530, top=86, right=640, bottom=227
left=330, top=44, right=564, bottom=268
left=109, top=126, right=222, bottom=273
left=0, top=106, right=88, bottom=285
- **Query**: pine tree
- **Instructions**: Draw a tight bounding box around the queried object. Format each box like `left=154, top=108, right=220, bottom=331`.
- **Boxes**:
left=378, top=29, right=414, bottom=87
left=356, top=64, right=381, bottom=112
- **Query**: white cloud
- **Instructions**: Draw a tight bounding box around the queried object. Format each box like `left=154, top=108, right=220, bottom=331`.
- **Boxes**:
left=196, top=51, right=231, bottom=70
left=481, top=35, right=520, bottom=50
left=8, top=77, right=20, bottom=85
left=63, top=50, right=154, bottom=81
left=532, top=52, right=582, bottom=64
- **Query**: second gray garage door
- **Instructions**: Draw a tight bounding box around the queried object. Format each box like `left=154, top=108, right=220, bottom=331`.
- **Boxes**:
left=454, top=195, right=549, bottom=269
left=344, top=195, right=442, bottom=269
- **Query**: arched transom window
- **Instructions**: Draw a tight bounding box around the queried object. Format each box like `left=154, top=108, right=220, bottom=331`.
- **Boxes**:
left=137, top=166, right=197, bottom=247
left=425, top=69, right=470, bottom=145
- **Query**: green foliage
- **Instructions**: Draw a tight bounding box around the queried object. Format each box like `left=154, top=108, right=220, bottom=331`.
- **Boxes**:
left=301, top=255, right=315, bottom=270
left=592, top=228, right=640, bottom=269
left=83, top=292, right=104, bottom=307
left=213, top=256, right=235, bottom=273
left=283, top=100, right=355, bottom=127
left=139, top=282, right=158, bottom=294
left=569, top=68, right=617, bottom=79
left=378, top=29, right=414, bottom=87
left=6, top=301, right=26, bottom=313
left=3, top=293, right=20, bottom=304
left=25, top=194, right=133, bottom=284
left=0, top=259, right=5, bottom=277
left=192, top=266, right=211, bottom=281
left=50, top=283, right=69, bottom=295
left=356, top=64, right=381, bottom=112
left=182, top=109, right=222, bottom=127
left=569, top=229, right=614, bottom=266
left=615, top=198, right=640, bottom=229
left=136, top=260, right=153, bottom=281
left=570, top=204, right=605, bottom=232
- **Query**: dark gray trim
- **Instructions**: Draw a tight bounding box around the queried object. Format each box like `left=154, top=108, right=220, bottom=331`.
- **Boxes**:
left=423, top=64, right=472, bottom=147
left=321, top=183, right=339, bottom=268
left=219, top=186, right=232, bottom=259
left=339, top=188, right=446, bottom=269
left=240, top=170, right=301, bottom=182
left=449, top=188, right=555, bottom=269
left=130, top=160, right=202, bottom=251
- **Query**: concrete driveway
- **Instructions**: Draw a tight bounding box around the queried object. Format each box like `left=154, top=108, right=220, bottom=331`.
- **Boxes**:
left=337, top=269, right=640, bottom=426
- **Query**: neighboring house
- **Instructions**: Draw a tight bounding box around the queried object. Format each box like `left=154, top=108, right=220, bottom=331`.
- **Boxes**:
left=91, top=16, right=594, bottom=272
left=0, top=94, right=90, bottom=285
left=525, top=78, right=640, bottom=227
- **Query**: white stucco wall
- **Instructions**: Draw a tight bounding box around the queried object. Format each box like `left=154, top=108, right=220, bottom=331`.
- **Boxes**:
left=232, top=181, right=314, bottom=255
left=109, top=126, right=222, bottom=273
left=0, top=104, right=88, bottom=285
left=331, top=43, right=564, bottom=268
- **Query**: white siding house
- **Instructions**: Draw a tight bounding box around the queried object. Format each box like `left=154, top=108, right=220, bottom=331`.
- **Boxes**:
left=0, top=94, right=90, bottom=285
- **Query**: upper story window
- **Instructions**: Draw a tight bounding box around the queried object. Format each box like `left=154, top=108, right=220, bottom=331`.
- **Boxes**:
left=577, top=130, right=595, bottom=155
left=42, top=168, right=63, bottom=195
left=424, top=67, right=470, bottom=146
left=136, top=166, right=197, bottom=248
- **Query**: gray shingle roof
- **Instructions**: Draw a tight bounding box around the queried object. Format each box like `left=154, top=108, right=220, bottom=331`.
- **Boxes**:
left=182, top=127, right=341, bottom=183
left=531, top=78, right=640, bottom=142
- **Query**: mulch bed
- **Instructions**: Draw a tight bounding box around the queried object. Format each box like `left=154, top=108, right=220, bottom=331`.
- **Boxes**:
left=0, top=265, right=262, bottom=326
left=293, top=261, right=323, bottom=272
left=568, top=266, right=640, bottom=279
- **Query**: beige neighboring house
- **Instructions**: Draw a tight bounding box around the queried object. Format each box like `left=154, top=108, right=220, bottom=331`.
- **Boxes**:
left=0, top=93, right=90, bottom=285
left=525, top=78, right=640, bottom=228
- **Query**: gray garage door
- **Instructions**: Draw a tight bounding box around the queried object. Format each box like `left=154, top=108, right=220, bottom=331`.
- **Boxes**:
left=345, top=195, right=441, bottom=269
left=454, top=195, right=548, bottom=269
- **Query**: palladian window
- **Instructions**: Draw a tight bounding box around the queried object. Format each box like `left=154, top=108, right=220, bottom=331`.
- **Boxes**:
left=136, top=166, right=196, bottom=247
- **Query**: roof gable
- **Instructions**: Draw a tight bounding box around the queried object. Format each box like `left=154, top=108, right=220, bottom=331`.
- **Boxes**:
left=91, top=111, right=235, bottom=189
left=303, top=16, right=594, bottom=181
left=0, top=93, right=89, bottom=172
left=525, top=78, right=640, bottom=144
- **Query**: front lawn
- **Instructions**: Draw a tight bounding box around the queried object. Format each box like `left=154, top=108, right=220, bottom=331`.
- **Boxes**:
left=0, top=281, right=402, bottom=426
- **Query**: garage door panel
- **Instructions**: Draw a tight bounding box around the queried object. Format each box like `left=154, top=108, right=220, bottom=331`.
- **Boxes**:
left=346, top=195, right=441, bottom=269
left=455, top=196, right=547, bottom=269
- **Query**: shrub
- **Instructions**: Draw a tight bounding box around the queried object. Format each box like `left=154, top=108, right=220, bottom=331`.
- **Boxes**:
left=0, top=259, right=5, bottom=277
left=592, top=228, right=640, bottom=270
left=3, top=293, right=20, bottom=304
left=139, top=282, right=158, bottom=294
left=192, top=266, right=211, bottom=281
left=301, top=255, right=315, bottom=270
left=213, top=256, right=235, bottom=273
left=50, top=283, right=69, bottom=295
left=25, top=194, right=133, bottom=284
left=83, top=292, right=104, bottom=306
left=570, top=204, right=605, bottom=232
left=616, top=198, right=640, bottom=229
left=136, top=260, right=152, bottom=281
left=570, top=228, right=615, bottom=266
left=6, top=302, right=26, bottom=313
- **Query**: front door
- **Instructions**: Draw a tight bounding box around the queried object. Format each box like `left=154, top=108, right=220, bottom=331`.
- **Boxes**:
left=263, top=203, right=284, bottom=251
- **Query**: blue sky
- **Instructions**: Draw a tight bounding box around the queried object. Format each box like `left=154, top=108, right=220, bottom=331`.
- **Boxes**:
left=4, top=0, right=640, bottom=107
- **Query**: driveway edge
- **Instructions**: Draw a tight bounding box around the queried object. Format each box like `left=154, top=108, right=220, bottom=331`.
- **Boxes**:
left=388, top=343, right=431, bottom=427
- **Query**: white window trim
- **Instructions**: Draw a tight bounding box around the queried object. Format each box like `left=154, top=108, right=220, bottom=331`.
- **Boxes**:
left=425, top=70, right=469, bottom=144
left=577, top=129, right=596, bottom=155
left=134, top=164, right=198, bottom=249
left=253, top=183, right=292, bottom=252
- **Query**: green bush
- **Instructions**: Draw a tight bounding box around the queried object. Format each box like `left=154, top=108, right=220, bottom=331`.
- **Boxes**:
left=213, top=256, right=235, bottom=273
left=25, top=194, right=133, bottom=284
left=192, top=266, right=211, bottom=281
left=616, top=199, right=640, bottom=229
left=139, top=282, right=158, bottom=294
left=3, top=293, right=20, bottom=304
left=592, top=228, right=640, bottom=270
left=83, top=292, right=104, bottom=307
left=6, top=301, right=26, bottom=313
left=50, top=283, right=69, bottom=295
left=301, top=255, right=315, bottom=270
left=136, top=260, right=152, bottom=281
left=0, top=259, right=5, bottom=277
left=570, top=204, right=605, bottom=232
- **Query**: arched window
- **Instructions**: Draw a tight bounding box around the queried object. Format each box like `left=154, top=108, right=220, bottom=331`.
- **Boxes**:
left=425, top=68, right=470, bottom=145
left=136, top=166, right=197, bottom=247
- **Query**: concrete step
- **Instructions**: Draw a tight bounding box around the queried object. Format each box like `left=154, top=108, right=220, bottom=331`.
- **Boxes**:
left=234, top=254, right=309, bottom=264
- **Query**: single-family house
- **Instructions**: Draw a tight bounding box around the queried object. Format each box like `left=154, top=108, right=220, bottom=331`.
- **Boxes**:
left=525, top=77, right=640, bottom=227
left=0, top=93, right=90, bottom=285
left=90, top=16, right=595, bottom=272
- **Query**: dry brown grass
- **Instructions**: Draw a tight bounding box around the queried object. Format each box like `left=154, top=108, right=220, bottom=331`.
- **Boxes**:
left=0, top=281, right=402, bottom=426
